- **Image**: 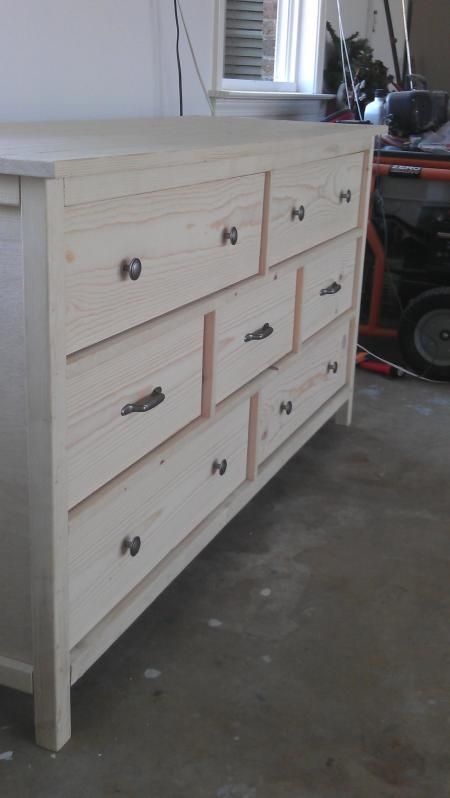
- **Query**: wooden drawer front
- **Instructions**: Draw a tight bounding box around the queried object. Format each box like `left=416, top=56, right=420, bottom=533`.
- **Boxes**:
left=301, top=237, right=357, bottom=341
left=64, top=173, right=265, bottom=354
left=216, top=270, right=297, bottom=402
left=67, top=316, right=204, bottom=508
left=258, top=319, right=350, bottom=463
left=68, top=401, right=250, bottom=646
left=268, top=153, right=364, bottom=266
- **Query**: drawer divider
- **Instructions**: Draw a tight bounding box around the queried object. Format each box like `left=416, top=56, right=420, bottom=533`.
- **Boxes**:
left=247, top=393, right=260, bottom=482
left=292, top=268, right=304, bottom=354
left=202, top=311, right=217, bottom=419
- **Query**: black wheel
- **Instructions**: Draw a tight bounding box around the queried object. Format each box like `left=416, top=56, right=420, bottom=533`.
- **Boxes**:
left=399, top=287, right=450, bottom=380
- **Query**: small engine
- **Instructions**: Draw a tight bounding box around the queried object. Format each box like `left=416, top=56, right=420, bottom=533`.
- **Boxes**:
left=385, top=90, right=449, bottom=137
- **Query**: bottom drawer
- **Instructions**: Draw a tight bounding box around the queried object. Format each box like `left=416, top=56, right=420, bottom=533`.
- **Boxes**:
left=257, top=319, right=350, bottom=464
left=68, top=400, right=250, bottom=647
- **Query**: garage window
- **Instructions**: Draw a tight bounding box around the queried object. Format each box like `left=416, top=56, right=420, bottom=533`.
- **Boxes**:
left=218, top=0, right=326, bottom=93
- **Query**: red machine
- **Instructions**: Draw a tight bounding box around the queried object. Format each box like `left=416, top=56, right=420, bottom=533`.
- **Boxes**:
left=361, top=150, right=450, bottom=379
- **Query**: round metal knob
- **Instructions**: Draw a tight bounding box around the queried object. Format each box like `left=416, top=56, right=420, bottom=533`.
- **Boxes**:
left=123, top=536, right=141, bottom=557
left=327, top=361, right=338, bottom=374
left=280, top=400, right=293, bottom=415
left=122, top=257, right=142, bottom=281
left=224, top=227, right=238, bottom=245
left=339, top=189, right=352, bottom=204
left=292, top=205, right=305, bottom=221
left=213, top=458, right=228, bottom=476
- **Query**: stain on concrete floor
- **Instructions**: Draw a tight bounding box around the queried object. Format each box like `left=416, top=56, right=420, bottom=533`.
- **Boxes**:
left=1, top=370, right=449, bottom=798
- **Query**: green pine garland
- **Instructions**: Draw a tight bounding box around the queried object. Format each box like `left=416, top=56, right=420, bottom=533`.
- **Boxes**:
left=324, top=22, right=393, bottom=101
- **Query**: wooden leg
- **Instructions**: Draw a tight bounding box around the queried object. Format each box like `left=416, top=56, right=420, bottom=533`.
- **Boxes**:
left=22, top=178, right=71, bottom=751
left=335, top=145, right=373, bottom=431
left=33, top=666, right=71, bottom=751
left=334, top=399, right=352, bottom=427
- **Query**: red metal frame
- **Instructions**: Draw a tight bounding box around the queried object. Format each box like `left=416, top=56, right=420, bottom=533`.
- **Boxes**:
left=360, top=153, right=450, bottom=338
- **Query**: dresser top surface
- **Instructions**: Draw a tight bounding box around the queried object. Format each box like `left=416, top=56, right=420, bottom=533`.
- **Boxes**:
left=0, top=117, right=381, bottom=180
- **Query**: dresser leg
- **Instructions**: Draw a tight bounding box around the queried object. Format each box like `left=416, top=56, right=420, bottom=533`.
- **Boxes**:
left=33, top=669, right=71, bottom=751
left=21, top=178, right=72, bottom=752
left=334, top=399, right=352, bottom=427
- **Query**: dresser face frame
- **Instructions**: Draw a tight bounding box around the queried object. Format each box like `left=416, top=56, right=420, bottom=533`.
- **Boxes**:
left=0, top=119, right=376, bottom=750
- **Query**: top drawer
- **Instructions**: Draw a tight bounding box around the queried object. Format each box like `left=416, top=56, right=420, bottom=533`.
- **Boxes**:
left=64, top=173, right=265, bottom=354
left=268, top=152, right=364, bottom=266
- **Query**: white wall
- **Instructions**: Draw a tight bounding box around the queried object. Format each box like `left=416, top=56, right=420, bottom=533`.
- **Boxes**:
left=0, top=0, right=215, bottom=122
left=367, top=0, right=406, bottom=82
left=155, top=0, right=215, bottom=116
left=0, top=0, right=162, bottom=121
left=326, top=0, right=369, bottom=39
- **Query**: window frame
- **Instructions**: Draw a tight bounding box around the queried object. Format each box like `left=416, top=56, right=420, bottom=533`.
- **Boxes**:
left=214, top=0, right=327, bottom=95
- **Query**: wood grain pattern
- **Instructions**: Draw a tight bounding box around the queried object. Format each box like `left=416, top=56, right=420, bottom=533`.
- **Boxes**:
left=64, top=173, right=265, bottom=353
left=301, top=236, right=357, bottom=341
left=0, top=118, right=383, bottom=179
left=216, top=269, right=296, bottom=402
left=70, top=385, right=350, bottom=686
left=68, top=401, right=250, bottom=647
left=258, top=318, right=350, bottom=464
left=22, top=178, right=71, bottom=751
left=0, top=205, right=32, bottom=665
left=67, top=315, right=204, bottom=509
left=268, top=152, right=364, bottom=266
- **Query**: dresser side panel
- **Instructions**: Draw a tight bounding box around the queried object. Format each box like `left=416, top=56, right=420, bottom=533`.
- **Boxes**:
left=0, top=201, right=32, bottom=664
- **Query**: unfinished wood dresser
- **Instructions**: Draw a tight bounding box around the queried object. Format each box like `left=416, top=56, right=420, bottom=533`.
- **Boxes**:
left=0, top=117, right=377, bottom=750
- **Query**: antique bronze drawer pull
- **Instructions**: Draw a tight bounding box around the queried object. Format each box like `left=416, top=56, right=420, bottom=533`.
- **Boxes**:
left=244, top=322, right=273, bottom=342
left=122, top=257, right=142, bottom=281
left=339, top=189, right=352, bottom=204
left=224, top=226, right=238, bottom=245
left=280, top=400, right=293, bottom=415
left=212, top=458, right=228, bottom=476
left=327, top=361, right=338, bottom=374
left=121, top=386, right=165, bottom=416
left=123, top=536, right=141, bottom=557
left=292, top=205, right=305, bottom=221
left=320, top=281, right=342, bottom=296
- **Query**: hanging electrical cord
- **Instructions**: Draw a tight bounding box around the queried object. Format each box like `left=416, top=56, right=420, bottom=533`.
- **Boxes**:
left=177, top=0, right=215, bottom=116
left=336, top=0, right=363, bottom=120
left=338, top=10, right=351, bottom=110
left=342, top=35, right=363, bottom=121
left=357, top=344, right=448, bottom=384
left=174, top=0, right=183, bottom=116
left=401, top=0, right=413, bottom=86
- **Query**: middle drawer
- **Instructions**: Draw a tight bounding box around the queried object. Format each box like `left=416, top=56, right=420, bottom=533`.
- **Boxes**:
left=67, top=315, right=204, bottom=508
left=68, top=400, right=250, bottom=647
left=216, top=269, right=297, bottom=402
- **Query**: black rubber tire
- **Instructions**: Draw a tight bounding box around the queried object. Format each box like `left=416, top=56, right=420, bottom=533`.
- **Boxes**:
left=399, top=287, right=450, bottom=380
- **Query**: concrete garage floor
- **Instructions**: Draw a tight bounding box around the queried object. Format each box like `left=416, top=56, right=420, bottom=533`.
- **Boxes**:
left=1, top=370, right=449, bottom=798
